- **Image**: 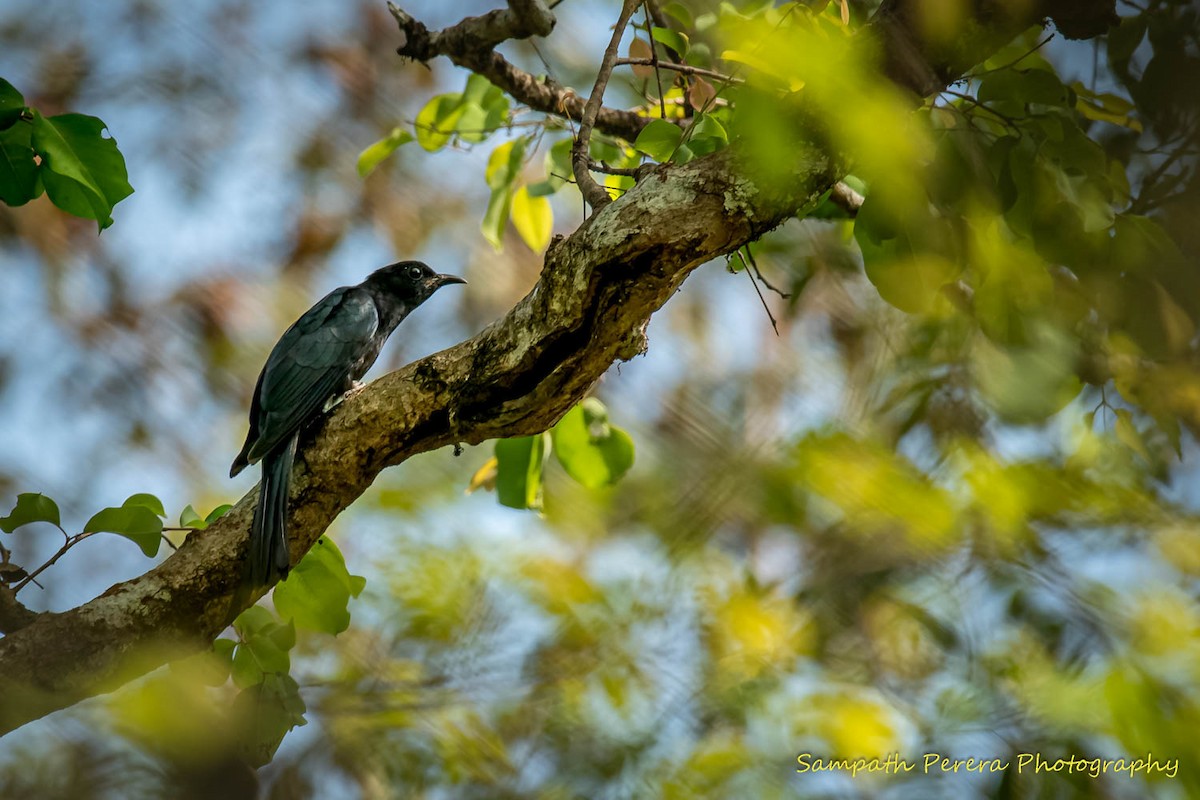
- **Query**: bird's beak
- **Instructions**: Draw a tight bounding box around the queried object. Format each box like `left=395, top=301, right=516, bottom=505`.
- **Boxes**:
left=437, top=273, right=467, bottom=286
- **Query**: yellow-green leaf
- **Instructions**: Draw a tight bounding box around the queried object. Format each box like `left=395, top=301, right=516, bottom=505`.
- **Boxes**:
left=510, top=185, right=552, bottom=252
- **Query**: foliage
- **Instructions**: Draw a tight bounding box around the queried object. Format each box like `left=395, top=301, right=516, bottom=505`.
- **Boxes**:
left=0, top=78, right=132, bottom=230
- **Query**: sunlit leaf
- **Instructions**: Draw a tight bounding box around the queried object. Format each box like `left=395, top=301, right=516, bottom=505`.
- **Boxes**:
left=495, top=433, right=549, bottom=510
left=510, top=185, right=552, bottom=252
left=551, top=401, right=635, bottom=489
left=356, top=127, right=414, bottom=176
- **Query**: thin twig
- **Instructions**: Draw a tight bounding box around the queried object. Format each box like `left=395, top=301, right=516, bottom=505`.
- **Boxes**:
left=642, top=3, right=668, bottom=119
left=13, top=532, right=100, bottom=593
left=571, top=0, right=641, bottom=211
left=967, top=33, right=1055, bottom=77
left=743, top=246, right=790, bottom=299
left=615, top=58, right=744, bottom=85
left=589, top=159, right=641, bottom=177
left=738, top=249, right=780, bottom=335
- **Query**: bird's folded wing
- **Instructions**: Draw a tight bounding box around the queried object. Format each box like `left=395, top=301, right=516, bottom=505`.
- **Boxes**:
left=247, top=287, right=379, bottom=463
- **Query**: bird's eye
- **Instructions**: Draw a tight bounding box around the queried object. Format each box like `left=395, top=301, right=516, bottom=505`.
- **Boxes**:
left=408, top=265, right=423, bottom=280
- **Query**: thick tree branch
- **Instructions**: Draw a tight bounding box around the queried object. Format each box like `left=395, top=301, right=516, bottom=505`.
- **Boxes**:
left=0, top=585, right=38, bottom=635
left=0, top=0, right=1118, bottom=736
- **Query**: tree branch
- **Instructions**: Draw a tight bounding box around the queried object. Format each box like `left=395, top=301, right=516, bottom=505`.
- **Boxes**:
left=388, top=0, right=660, bottom=142
left=572, top=0, right=640, bottom=211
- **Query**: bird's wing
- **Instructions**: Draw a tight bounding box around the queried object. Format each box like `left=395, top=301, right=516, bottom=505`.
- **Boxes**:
left=245, top=286, right=379, bottom=463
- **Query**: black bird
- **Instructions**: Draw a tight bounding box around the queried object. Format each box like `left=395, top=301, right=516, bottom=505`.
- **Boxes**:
left=231, top=261, right=465, bottom=587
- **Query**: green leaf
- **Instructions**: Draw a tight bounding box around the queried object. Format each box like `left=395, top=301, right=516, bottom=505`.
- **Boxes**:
left=455, top=75, right=510, bottom=144
left=662, top=2, right=694, bottom=28
left=234, top=605, right=276, bottom=637
left=687, top=113, right=728, bottom=157
left=273, top=536, right=366, bottom=635
left=356, top=127, right=414, bottom=177
left=481, top=137, right=528, bottom=249
left=233, top=673, right=307, bottom=768
left=511, top=185, right=553, bottom=252
left=205, top=504, right=233, bottom=524
left=495, top=434, right=549, bottom=510
left=179, top=504, right=204, bottom=528
left=978, top=69, right=1070, bottom=108
left=414, top=92, right=466, bottom=152
left=1072, top=82, right=1142, bottom=132
left=246, top=634, right=290, bottom=674
left=0, top=122, right=40, bottom=206
left=651, top=27, right=690, bottom=57
left=0, top=78, right=25, bottom=130
left=1, top=493, right=61, bottom=533
left=30, top=111, right=133, bottom=230
left=122, top=493, right=165, bottom=517
left=230, top=643, right=264, bottom=689
left=552, top=401, right=636, bottom=489
left=633, top=118, right=683, bottom=162
left=83, top=505, right=163, bottom=557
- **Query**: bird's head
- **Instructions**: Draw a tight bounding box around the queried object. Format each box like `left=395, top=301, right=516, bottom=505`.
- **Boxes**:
left=369, top=260, right=467, bottom=306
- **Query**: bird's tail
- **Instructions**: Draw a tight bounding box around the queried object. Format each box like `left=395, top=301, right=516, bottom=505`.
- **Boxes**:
left=246, top=435, right=296, bottom=588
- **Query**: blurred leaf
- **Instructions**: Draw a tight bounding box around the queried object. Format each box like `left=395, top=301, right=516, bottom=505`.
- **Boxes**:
left=233, top=604, right=275, bottom=637
left=273, top=536, right=365, bottom=635
left=414, top=92, right=466, bottom=152
left=1, top=492, right=61, bottom=533
left=231, top=643, right=264, bottom=689
left=456, top=75, right=510, bottom=144
left=510, top=185, right=552, bottom=252
left=466, top=456, right=498, bottom=494
left=629, top=38, right=655, bottom=81
left=30, top=111, right=133, bottom=230
left=634, top=119, right=683, bottom=161
left=495, top=434, right=549, bottom=510
left=356, top=126, right=413, bottom=176
left=234, top=673, right=307, bottom=768
left=552, top=401, right=636, bottom=489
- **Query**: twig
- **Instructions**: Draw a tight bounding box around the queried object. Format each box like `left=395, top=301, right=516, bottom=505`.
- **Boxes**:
left=588, top=159, right=641, bottom=177
left=967, top=33, right=1055, bottom=77
left=13, top=532, right=99, bottom=593
left=642, top=3, right=668, bottom=119
left=572, top=0, right=641, bottom=211
left=615, top=58, right=744, bottom=85
left=389, top=1, right=671, bottom=143
left=742, top=246, right=790, bottom=299
left=737, top=249, right=781, bottom=335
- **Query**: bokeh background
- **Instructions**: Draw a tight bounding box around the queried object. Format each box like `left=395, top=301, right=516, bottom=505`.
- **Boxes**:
left=1, top=0, right=1199, bottom=798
